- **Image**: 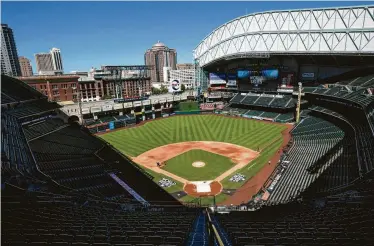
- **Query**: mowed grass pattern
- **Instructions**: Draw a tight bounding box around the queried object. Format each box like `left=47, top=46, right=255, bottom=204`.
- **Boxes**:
left=163, top=150, right=234, bottom=181
left=100, top=115, right=287, bottom=157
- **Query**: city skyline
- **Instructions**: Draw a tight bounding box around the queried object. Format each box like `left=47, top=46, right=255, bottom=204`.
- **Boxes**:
left=1, top=1, right=369, bottom=73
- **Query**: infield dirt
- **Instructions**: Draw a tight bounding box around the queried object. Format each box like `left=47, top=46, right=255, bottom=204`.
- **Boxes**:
left=132, top=141, right=259, bottom=184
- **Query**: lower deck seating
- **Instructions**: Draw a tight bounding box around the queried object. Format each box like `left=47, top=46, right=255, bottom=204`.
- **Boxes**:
left=99, top=116, right=117, bottom=123
left=276, top=112, right=294, bottom=122
left=243, top=110, right=264, bottom=117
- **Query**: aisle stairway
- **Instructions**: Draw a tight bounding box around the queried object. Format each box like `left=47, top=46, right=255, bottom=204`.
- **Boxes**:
left=186, top=211, right=209, bottom=246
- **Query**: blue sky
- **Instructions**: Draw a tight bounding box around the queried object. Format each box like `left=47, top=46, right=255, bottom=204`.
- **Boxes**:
left=1, top=1, right=371, bottom=73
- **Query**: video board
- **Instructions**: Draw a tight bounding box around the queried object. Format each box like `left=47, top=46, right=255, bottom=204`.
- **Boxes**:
left=209, top=73, right=227, bottom=85
left=237, top=69, right=279, bottom=80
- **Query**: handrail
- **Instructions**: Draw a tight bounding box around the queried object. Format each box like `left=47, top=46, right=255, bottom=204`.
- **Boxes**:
left=206, top=208, right=225, bottom=246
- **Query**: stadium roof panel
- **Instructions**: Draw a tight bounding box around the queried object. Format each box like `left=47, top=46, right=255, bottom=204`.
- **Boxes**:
left=194, top=5, right=374, bottom=67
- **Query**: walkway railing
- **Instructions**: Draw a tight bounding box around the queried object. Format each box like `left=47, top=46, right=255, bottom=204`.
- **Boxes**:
left=206, top=208, right=225, bottom=246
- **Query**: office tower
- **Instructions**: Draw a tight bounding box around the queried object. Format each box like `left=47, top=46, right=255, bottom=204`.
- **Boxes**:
left=35, top=47, right=63, bottom=75
left=35, top=53, right=53, bottom=75
left=50, top=47, right=63, bottom=72
left=1, top=24, right=21, bottom=76
left=19, top=56, right=33, bottom=77
left=144, top=41, right=177, bottom=82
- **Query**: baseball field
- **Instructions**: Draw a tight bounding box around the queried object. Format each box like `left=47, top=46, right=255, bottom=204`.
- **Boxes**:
left=99, top=114, right=290, bottom=205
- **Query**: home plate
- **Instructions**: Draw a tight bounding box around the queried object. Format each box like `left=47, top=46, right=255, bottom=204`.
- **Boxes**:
left=191, top=181, right=212, bottom=193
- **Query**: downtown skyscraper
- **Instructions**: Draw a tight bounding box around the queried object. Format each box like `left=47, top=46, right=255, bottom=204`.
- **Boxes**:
left=144, top=41, right=177, bottom=82
left=1, top=24, right=21, bottom=76
left=19, top=56, right=33, bottom=77
left=35, top=47, right=64, bottom=75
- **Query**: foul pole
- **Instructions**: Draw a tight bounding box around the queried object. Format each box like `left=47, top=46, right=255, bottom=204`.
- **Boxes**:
left=296, top=82, right=303, bottom=123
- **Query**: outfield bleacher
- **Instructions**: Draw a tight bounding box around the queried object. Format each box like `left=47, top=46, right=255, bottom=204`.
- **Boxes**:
left=230, top=93, right=246, bottom=104
left=336, top=74, right=374, bottom=88
left=303, top=86, right=374, bottom=107
left=267, top=115, right=346, bottom=203
left=231, top=93, right=296, bottom=109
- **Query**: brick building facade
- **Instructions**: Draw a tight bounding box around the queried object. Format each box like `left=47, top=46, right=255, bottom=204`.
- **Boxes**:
left=18, top=75, right=80, bottom=102
left=18, top=75, right=152, bottom=103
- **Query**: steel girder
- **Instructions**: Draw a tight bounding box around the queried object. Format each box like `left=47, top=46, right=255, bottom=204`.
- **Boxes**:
left=194, top=6, right=374, bottom=67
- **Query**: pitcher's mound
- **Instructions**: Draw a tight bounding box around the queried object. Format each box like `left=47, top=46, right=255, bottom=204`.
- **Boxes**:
left=192, top=161, right=205, bottom=168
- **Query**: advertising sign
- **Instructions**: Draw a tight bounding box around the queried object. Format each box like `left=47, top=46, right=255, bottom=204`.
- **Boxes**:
left=209, top=73, right=226, bottom=85
left=123, top=102, right=133, bottom=108
left=109, top=121, right=115, bottom=130
left=91, top=107, right=101, bottom=113
left=113, top=104, right=123, bottom=110
left=102, top=105, right=113, bottom=111
left=302, top=73, right=315, bottom=78
left=133, top=101, right=142, bottom=107
left=142, top=100, right=151, bottom=106
left=227, top=74, right=237, bottom=87
left=81, top=108, right=90, bottom=114
left=168, top=79, right=181, bottom=93
left=237, top=70, right=250, bottom=79
left=262, top=69, right=279, bottom=79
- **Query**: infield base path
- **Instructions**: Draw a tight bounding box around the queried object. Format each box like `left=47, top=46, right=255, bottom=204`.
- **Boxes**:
left=132, top=141, right=259, bottom=185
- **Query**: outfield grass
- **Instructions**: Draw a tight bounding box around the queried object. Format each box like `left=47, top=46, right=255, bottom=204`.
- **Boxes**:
left=100, top=115, right=286, bottom=157
left=163, top=150, right=234, bottom=181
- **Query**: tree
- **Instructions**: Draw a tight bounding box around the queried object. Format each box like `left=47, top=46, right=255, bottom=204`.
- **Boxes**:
left=102, top=94, right=113, bottom=100
left=151, top=87, right=161, bottom=95
left=160, top=84, right=168, bottom=94
left=181, top=84, right=186, bottom=92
